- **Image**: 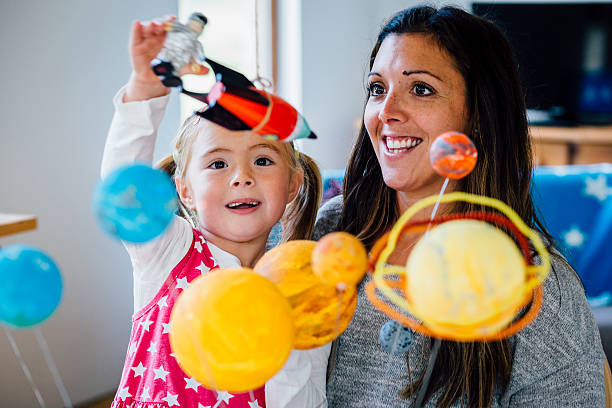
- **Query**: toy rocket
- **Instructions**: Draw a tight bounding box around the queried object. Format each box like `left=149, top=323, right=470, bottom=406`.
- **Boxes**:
left=181, top=58, right=317, bottom=141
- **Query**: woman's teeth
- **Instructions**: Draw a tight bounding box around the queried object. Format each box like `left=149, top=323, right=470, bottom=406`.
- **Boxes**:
left=385, top=137, right=421, bottom=152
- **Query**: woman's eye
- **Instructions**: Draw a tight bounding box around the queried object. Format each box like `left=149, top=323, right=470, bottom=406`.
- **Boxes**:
left=413, top=83, right=434, bottom=96
left=368, top=82, right=385, bottom=97
left=208, top=160, right=227, bottom=169
left=255, top=157, right=273, bottom=166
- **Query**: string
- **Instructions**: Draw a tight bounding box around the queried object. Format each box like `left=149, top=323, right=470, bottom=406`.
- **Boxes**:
left=4, top=327, right=46, bottom=407
left=410, top=177, right=449, bottom=404
left=382, top=176, right=449, bottom=378
left=34, top=328, right=73, bottom=407
left=414, top=337, right=441, bottom=408
left=252, top=0, right=272, bottom=89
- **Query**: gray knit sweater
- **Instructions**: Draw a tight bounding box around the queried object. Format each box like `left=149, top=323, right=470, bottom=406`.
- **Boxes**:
left=314, top=195, right=606, bottom=407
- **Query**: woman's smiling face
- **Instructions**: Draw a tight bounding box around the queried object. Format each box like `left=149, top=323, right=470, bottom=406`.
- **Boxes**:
left=364, top=33, right=469, bottom=197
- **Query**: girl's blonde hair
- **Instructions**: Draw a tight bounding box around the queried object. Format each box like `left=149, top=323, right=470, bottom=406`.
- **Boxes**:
left=157, top=114, right=322, bottom=241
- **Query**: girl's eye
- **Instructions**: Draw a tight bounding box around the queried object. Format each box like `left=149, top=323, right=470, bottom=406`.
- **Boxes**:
left=413, top=83, right=434, bottom=96
left=255, top=157, right=273, bottom=166
left=208, top=160, right=227, bottom=169
left=368, top=82, right=386, bottom=97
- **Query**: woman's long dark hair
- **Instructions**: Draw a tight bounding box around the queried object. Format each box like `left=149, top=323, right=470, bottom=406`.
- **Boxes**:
left=339, top=6, right=554, bottom=407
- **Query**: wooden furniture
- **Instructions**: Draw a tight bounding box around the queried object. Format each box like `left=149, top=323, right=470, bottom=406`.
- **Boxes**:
left=0, top=213, right=37, bottom=238
left=531, top=125, right=612, bottom=166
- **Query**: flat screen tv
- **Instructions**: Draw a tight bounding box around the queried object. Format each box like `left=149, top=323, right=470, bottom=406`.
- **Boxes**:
left=472, top=2, right=612, bottom=125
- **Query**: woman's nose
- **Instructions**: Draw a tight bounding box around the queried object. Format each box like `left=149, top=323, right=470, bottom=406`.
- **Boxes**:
left=378, top=91, right=407, bottom=123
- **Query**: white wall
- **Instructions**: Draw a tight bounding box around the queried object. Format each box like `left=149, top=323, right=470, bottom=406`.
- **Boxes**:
left=281, top=0, right=471, bottom=170
left=0, top=1, right=180, bottom=406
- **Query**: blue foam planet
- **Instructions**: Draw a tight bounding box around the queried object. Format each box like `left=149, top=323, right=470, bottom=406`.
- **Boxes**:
left=0, top=245, right=63, bottom=328
left=93, top=163, right=178, bottom=243
left=379, top=320, right=414, bottom=354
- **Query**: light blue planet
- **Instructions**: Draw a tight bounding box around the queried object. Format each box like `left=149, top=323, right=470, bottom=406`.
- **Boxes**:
left=93, top=163, right=178, bottom=243
left=0, top=245, right=63, bottom=328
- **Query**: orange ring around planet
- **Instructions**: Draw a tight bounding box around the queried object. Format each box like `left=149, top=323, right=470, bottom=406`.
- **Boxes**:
left=368, top=193, right=551, bottom=341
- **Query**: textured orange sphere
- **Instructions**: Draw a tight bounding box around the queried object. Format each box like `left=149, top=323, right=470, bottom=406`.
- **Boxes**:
left=429, top=131, right=477, bottom=179
left=254, top=240, right=357, bottom=349
left=312, top=232, right=368, bottom=287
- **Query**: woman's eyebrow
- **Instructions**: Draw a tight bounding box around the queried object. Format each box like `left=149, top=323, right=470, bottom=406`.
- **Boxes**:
left=403, top=70, right=442, bottom=81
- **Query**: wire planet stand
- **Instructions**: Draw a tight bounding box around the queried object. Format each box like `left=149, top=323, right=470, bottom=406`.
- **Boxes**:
left=0, top=213, right=72, bottom=408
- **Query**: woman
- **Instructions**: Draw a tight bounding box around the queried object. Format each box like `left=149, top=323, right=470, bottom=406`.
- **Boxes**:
left=314, top=6, right=606, bottom=407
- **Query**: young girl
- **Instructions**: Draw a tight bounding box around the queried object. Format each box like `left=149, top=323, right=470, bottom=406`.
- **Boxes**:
left=102, top=18, right=330, bottom=408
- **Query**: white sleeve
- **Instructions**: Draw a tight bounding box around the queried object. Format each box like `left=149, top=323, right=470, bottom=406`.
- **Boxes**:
left=265, top=343, right=330, bottom=408
left=101, top=86, right=190, bottom=311
left=100, top=86, right=170, bottom=179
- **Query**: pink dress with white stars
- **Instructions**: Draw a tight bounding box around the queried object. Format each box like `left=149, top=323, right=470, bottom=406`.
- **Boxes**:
left=110, top=228, right=266, bottom=408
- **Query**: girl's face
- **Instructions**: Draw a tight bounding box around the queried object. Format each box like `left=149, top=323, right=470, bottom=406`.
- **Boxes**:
left=364, top=33, right=469, bottom=198
left=177, top=122, right=302, bottom=246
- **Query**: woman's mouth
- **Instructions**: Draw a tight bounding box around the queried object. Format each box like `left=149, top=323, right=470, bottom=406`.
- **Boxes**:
left=383, top=136, right=422, bottom=154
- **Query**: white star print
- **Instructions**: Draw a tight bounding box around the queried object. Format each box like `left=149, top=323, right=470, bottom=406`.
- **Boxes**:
left=131, top=362, right=146, bottom=378
left=128, top=341, right=137, bottom=356
left=153, top=364, right=170, bottom=381
left=176, top=276, right=189, bottom=290
left=162, top=322, right=171, bottom=334
left=147, top=341, right=157, bottom=353
left=198, top=404, right=212, bottom=408
left=248, top=400, right=263, bottom=408
left=141, top=386, right=151, bottom=400
left=141, top=319, right=154, bottom=332
left=216, top=390, right=234, bottom=404
left=162, top=391, right=180, bottom=406
left=194, top=240, right=203, bottom=253
left=564, top=226, right=586, bottom=247
left=157, top=296, right=168, bottom=308
left=195, top=260, right=208, bottom=275
left=185, top=376, right=201, bottom=391
left=584, top=174, right=612, bottom=202
left=117, top=386, right=132, bottom=401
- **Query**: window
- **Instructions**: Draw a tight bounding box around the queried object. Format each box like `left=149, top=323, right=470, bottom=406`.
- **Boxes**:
left=178, top=0, right=274, bottom=121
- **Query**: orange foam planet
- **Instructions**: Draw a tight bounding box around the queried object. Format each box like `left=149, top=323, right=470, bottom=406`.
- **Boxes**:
left=429, top=131, right=477, bottom=179
left=254, top=240, right=357, bottom=349
left=312, top=232, right=368, bottom=287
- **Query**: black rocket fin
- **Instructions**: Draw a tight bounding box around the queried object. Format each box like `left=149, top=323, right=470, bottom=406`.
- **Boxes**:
left=204, top=58, right=255, bottom=89
left=195, top=103, right=251, bottom=131
left=180, top=88, right=209, bottom=104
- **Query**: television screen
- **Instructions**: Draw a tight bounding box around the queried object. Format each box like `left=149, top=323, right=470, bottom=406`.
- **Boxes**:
left=472, top=2, right=612, bottom=125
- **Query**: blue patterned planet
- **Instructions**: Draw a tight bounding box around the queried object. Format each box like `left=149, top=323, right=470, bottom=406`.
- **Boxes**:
left=93, top=163, right=178, bottom=243
left=0, top=245, right=63, bottom=328
left=379, top=320, right=414, bottom=354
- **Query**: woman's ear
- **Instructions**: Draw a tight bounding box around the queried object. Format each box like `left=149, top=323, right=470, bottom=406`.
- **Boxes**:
left=287, top=168, right=304, bottom=204
left=175, top=177, right=194, bottom=209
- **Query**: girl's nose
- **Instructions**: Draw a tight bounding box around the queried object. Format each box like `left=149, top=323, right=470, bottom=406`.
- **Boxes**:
left=231, top=169, right=254, bottom=187
left=378, top=91, right=408, bottom=124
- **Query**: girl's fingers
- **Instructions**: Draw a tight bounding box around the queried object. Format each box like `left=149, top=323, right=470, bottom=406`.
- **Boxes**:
left=130, top=20, right=144, bottom=46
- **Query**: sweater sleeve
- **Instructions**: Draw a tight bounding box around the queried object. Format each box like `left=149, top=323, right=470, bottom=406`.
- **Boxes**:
left=313, top=195, right=344, bottom=241
left=101, top=86, right=192, bottom=312
left=502, top=249, right=606, bottom=406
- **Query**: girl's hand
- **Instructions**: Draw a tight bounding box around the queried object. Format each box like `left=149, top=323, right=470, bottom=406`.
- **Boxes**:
left=124, top=16, right=209, bottom=102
